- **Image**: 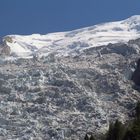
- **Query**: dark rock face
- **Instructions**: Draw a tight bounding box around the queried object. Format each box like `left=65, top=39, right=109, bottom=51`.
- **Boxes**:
left=84, top=41, right=140, bottom=57
left=132, top=59, right=140, bottom=86
left=0, top=39, right=11, bottom=56
left=1, top=45, right=11, bottom=56
left=0, top=36, right=14, bottom=56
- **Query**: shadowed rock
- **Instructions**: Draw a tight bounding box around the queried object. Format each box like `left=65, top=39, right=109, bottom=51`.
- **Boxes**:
left=132, top=58, right=140, bottom=86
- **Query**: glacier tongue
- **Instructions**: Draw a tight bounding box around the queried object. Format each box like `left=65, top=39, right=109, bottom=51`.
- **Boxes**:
left=1, top=15, right=140, bottom=58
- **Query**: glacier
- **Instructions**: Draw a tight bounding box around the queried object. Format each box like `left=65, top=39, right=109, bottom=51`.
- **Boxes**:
left=0, top=15, right=140, bottom=140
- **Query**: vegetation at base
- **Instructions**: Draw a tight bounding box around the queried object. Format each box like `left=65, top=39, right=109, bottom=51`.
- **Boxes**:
left=84, top=102, right=140, bottom=140
left=84, top=134, right=96, bottom=140
left=106, top=120, right=126, bottom=140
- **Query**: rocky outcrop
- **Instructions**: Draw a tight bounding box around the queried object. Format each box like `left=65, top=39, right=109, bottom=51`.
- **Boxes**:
left=132, top=58, right=140, bottom=86
left=0, top=38, right=11, bottom=56
left=1, top=45, right=11, bottom=56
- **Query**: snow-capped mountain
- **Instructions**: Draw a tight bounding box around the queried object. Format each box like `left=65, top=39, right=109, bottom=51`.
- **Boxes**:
left=0, top=16, right=140, bottom=140
left=1, top=15, right=140, bottom=58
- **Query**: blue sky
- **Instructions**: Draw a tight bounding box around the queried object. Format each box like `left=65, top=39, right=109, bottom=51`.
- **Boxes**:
left=0, top=0, right=140, bottom=37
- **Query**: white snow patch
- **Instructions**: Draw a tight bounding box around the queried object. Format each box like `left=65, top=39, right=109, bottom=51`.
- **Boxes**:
left=3, top=15, right=140, bottom=58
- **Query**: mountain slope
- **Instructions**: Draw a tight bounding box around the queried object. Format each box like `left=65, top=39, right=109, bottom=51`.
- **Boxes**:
left=0, top=16, right=140, bottom=140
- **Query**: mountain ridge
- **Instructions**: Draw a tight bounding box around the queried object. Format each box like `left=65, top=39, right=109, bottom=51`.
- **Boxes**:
left=1, top=15, right=140, bottom=59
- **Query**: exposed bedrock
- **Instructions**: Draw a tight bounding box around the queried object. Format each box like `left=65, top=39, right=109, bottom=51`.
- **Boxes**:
left=132, top=58, right=140, bottom=86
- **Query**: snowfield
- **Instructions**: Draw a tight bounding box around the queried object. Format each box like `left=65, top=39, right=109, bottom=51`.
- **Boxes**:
left=3, top=15, right=140, bottom=58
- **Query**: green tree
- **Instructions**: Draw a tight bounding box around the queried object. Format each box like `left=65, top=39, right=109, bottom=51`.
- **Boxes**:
left=122, top=129, right=133, bottom=140
left=131, top=120, right=140, bottom=140
left=135, top=101, right=140, bottom=120
left=106, top=120, right=125, bottom=140
left=90, top=134, right=96, bottom=140
left=84, top=134, right=89, bottom=140
left=122, top=102, right=140, bottom=140
left=106, top=122, right=114, bottom=140
left=123, top=120, right=140, bottom=140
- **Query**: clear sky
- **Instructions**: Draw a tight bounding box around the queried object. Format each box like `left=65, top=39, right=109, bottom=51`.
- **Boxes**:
left=0, top=0, right=140, bottom=37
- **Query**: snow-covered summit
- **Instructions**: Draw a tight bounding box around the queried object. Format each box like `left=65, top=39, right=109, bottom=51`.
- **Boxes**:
left=1, top=15, right=140, bottom=58
left=122, top=15, right=140, bottom=31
